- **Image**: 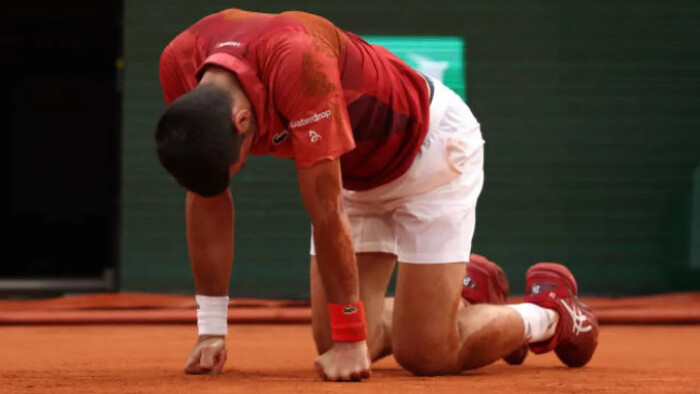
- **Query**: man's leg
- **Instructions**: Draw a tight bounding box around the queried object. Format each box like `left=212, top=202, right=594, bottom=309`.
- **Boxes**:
left=462, top=254, right=529, bottom=365
left=391, top=262, right=529, bottom=375
left=310, top=253, right=396, bottom=361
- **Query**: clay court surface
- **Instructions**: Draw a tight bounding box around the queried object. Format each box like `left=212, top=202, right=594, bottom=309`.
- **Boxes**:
left=1, top=324, right=698, bottom=394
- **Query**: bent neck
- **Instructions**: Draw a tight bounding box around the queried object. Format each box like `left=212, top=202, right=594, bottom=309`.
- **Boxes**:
left=199, top=66, right=251, bottom=113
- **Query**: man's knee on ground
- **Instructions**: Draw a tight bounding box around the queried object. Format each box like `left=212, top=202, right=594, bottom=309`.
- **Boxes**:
left=393, top=339, right=459, bottom=376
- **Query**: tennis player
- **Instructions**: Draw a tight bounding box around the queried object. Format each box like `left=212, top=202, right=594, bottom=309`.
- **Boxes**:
left=155, top=8, right=599, bottom=380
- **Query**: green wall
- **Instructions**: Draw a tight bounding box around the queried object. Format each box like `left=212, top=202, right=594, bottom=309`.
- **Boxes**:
left=121, top=0, right=700, bottom=297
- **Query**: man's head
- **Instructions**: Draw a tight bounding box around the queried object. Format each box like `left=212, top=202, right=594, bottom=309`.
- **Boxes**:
left=155, top=81, right=254, bottom=197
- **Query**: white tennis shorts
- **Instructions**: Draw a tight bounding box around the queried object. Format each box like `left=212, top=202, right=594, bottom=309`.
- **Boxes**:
left=310, top=77, right=484, bottom=263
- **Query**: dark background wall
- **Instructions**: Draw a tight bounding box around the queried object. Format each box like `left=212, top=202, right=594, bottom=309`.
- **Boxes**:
left=121, top=0, right=700, bottom=297
left=1, top=2, right=121, bottom=289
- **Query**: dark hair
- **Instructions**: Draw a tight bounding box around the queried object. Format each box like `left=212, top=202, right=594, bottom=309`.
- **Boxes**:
left=155, top=85, right=243, bottom=197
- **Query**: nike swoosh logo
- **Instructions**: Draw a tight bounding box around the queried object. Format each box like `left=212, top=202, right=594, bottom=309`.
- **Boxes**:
left=272, top=130, right=289, bottom=145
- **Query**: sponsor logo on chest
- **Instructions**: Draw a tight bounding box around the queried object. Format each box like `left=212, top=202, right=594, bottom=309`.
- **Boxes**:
left=289, top=109, right=332, bottom=129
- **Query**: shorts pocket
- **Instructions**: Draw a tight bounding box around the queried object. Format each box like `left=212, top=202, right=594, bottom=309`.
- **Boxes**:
left=444, top=136, right=472, bottom=174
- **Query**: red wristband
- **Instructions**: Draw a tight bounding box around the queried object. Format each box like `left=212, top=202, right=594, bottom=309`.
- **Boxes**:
left=328, top=301, right=367, bottom=342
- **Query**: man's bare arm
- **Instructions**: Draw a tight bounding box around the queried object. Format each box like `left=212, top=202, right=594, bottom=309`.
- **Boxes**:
left=186, top=190, right=234, bottom=296
left=297, top=159, right=359, bottom=305
left=182, top=190, right=233, bottom=375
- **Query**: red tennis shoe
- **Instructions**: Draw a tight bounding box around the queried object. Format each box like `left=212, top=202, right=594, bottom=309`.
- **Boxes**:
left=524, top=263, right=599, bottom=367
left=461, top=254, right=508, bottom=304
left=462, top=254, right=528, bottom=365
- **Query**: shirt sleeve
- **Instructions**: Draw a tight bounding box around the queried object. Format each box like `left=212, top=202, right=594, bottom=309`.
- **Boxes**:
left=159, top=31, right=202, bottom=105
left=159, top=46, right=185, bottom=105
left=264, top=32, right=356, bottom=168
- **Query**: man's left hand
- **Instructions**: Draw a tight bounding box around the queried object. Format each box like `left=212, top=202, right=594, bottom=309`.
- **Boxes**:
left=314, top=341, right=371, bottom=381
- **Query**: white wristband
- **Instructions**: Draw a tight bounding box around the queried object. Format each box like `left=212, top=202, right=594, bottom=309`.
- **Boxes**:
left=196, top=295, right=229, bottom=336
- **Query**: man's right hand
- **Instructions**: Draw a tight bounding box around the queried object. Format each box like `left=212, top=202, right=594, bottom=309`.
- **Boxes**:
left=184, top=335, right=227, bottom=375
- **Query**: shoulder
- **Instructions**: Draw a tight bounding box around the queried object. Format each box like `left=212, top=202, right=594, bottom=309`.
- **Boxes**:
left=159, top=30, right=204, bottom=85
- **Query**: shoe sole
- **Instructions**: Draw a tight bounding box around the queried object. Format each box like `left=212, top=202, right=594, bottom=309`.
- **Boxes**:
left=503, top=345, right=528, bottom=365
left=526, top=262, right=578, bottom=296
left=465, top=257, right=509, bottom=304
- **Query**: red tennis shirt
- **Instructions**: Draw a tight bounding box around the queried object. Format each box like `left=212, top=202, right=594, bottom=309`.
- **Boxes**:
left=159, top=9, right=431, bottom=191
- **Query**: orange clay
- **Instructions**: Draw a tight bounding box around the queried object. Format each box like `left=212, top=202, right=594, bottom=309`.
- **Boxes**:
left=0, top=324, right=698, bottom=393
